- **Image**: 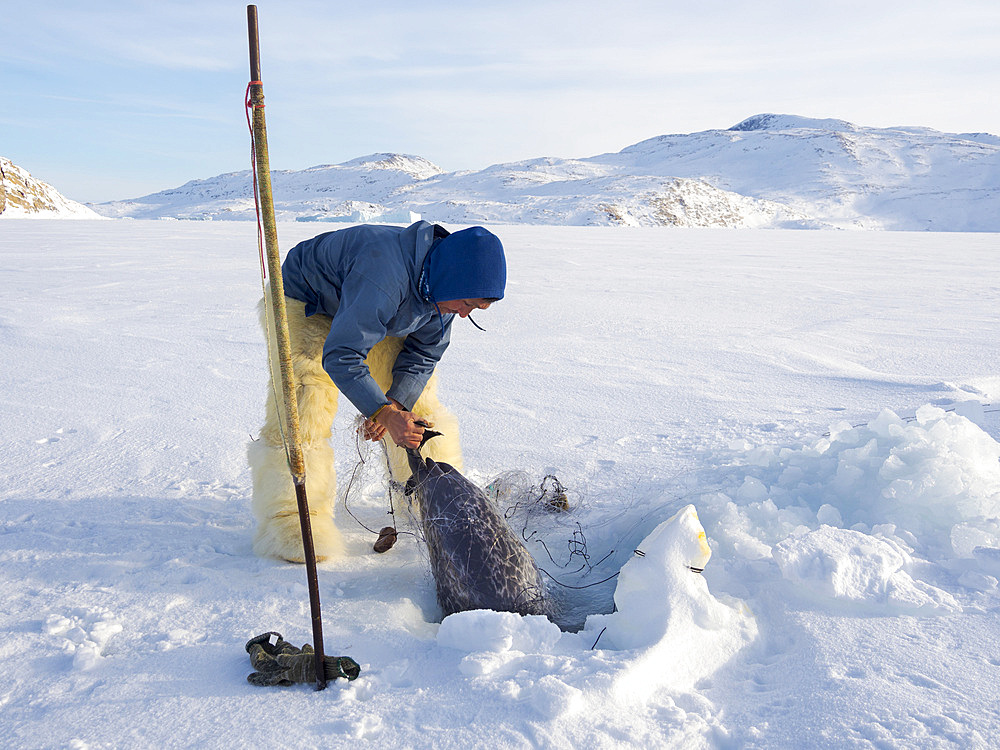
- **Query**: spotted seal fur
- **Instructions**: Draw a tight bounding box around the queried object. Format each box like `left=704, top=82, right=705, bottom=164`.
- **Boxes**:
left=405, top=431, right=550, bottom=618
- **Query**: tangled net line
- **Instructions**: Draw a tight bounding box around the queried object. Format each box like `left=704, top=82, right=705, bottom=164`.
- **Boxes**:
left=338, top=421, right=624, bottom=598
left=339, top=418, right=417, bottom=541
left=487, top=472, right=621, bottom=591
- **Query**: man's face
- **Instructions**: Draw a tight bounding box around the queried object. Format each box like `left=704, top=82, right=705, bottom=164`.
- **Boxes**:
left=437, top=299, right=493, bottom=318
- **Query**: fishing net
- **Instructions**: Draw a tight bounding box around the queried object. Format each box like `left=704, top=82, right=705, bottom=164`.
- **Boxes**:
left=340, top=421, right=626, bottom=629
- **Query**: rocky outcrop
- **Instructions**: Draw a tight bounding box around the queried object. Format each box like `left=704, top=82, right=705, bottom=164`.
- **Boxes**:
left=0, top=158, right=101, bottom=219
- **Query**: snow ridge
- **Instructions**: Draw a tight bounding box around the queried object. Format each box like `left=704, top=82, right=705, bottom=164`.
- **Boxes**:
left=80, top=114, right=1000, bottom=229
left=728, top=113, right=859, bottom=133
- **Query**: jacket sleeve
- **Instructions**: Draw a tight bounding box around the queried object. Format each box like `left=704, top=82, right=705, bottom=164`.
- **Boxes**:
left=320, top=273, right=398, bottom=418
left=386, top=314, right=453, bottom=410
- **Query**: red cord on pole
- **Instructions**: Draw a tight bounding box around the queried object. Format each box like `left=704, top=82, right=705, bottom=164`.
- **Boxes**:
left=245, top=83, right=267, bottom=279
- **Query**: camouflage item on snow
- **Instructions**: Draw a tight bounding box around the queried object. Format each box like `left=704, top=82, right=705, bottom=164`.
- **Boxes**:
left=245, top=631, right=360, bottom=687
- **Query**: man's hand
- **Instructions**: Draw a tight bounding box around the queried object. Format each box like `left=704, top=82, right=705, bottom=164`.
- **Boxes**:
left=361, top=417, right=387, bottom=442
left=363, top=401, right=433, bottom=449
left=362, top=398, right=403, bottom=442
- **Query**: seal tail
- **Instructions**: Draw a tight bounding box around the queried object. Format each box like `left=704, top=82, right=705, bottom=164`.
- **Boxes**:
left=418, top=429, right=443, bottom=450
left=405, top=425, right=443, bottom=476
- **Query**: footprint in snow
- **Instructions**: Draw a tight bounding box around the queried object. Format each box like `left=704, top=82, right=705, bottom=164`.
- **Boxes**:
left=36, top=427, right=77, bottom=444
left=43, top=608, right=123, bottom=671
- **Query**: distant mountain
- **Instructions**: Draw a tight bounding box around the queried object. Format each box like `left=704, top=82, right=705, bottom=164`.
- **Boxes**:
left=93, top=153, right=438, bottom=225
left=93, top=116, right=1000, bottom=230
left=0, top=157, right=101, bottom=219
left=603, top=114, right=1000, bottom=231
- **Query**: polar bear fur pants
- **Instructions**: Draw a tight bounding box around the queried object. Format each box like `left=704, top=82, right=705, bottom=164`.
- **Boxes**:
left=248, top=297, right=463, bottom=563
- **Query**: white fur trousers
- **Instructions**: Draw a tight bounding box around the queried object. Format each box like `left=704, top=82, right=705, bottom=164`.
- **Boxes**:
left=248, top=297, right=463, bottom=562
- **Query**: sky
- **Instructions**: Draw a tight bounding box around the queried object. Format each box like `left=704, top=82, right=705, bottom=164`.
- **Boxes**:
left=2, top=0, right=998, bottom=203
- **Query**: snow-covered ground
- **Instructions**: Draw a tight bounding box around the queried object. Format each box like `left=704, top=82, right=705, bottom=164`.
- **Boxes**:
left=1, top=220, right=998, bottom=749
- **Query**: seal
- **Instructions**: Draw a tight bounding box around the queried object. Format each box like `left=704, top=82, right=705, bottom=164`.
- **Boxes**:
left=405, top=431, right=550, bottom=618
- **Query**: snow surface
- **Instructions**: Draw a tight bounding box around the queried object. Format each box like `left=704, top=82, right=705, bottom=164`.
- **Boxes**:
left=1, top=220, right=999, bottom=748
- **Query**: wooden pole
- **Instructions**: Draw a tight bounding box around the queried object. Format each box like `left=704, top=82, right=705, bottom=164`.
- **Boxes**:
left=247, top=4, right=327, bottom=691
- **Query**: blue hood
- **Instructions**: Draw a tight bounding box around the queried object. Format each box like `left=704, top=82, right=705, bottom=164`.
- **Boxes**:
left=420, top=226, right=506, bottom=303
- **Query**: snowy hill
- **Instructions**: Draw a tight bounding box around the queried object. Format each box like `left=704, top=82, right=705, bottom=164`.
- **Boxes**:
left=0, top=157, right=101, bottom=219
left=389, top=156, right=816, bottom=228
left=94, top=153, right=440, bottom=224
left=92, top=115, right=1000, bottom=229
left=604, top=114, right=1000, bottom=231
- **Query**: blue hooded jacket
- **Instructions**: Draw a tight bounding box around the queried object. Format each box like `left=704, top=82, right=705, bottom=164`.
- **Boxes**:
left=281, top=221, right=505, bottom=418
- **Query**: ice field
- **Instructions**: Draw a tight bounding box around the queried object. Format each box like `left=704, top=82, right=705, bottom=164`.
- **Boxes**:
left=1, top=220, right=998, bottom=748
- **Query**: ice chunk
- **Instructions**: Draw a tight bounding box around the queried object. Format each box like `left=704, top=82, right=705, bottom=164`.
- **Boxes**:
left=951, top=523, right=1000, bottom=559
left=736, top=476, right=769, bottom=503
left=958, top=570, right=997, bottom=592
left=867, top=410, right=905, bottom=438
left=816, top=504, right=843, bottom=527
left=437, top=610, right=561, bottom=654
left=723, top=405, right=1000, bottom=563
left=773, top=526, right=960, bottom=612
left=972, top=546, right=1000, bottom=576
left=584, top=505, right=756, bottom=696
